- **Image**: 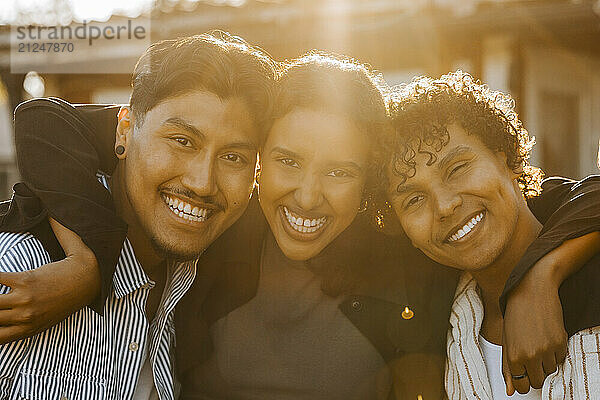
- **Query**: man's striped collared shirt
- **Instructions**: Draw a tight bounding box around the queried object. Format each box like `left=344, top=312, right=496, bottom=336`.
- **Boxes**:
left=0, top=203, right=197, bottom=399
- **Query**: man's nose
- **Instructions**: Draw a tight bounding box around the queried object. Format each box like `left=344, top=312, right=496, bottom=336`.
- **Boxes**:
left=293, top=171, right=324, bottom=211
left=180, top=152, right=218, bottom=197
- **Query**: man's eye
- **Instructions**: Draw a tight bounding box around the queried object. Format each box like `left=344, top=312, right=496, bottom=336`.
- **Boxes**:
left=279, top=158, right=300, bottom=168
left=173, top=137, right=192, bottom=147
left=221, top=153, right=246, bottom=164
left=327, top=169, right=352, bottom=178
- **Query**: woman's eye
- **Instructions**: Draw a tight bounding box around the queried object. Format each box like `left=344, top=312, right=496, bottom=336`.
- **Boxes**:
left=279, top=158, right=300, bottom=168
left=221, top=153, right=246, bottom=164
left=405, top=194, right=424, bottom=208
left=327, top=169, right=352, bottom=178
left=448, top=162, right=467, bottom=178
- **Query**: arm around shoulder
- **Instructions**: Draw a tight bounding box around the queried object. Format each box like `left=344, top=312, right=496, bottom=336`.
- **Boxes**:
left=0, top=222, right=100, bottom=345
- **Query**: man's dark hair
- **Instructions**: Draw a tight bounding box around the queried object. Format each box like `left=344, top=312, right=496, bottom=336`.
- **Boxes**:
left=384, top=70, right=542, bottom=195
left=272, top=51, right=391, bottom=197
left=130, top=30, right=277, bottom=136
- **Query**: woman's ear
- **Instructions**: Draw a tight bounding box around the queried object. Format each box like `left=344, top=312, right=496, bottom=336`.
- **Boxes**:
left=512, top=162, right=524, bottom=179
left=115, top=106, right=132, bottom=159
left=496, top=151, right=522, bottom=179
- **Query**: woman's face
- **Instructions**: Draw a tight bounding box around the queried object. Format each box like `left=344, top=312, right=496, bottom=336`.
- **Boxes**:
left=259, top=108, right=370, bottom=260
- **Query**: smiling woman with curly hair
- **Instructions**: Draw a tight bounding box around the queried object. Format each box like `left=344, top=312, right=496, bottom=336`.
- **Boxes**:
left=380, top=70, right=600, bottom=400
left=383, top=70, right=542, bottom=199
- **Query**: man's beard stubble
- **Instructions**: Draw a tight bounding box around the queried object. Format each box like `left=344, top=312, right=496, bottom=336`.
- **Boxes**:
left=149, top=235, right=206, bottom=262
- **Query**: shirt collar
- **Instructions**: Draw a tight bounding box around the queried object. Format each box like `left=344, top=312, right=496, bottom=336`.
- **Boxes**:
left=112, top=238, right=151, bottom=298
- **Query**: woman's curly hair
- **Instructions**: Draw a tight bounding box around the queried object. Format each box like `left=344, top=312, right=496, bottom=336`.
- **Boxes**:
left=372, top=70, right=543, bottom=230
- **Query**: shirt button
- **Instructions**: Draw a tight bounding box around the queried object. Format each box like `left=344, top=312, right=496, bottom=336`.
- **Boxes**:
left=129, top=342, right=139, bottom=352
left=351, top=300, right=363, bottom=311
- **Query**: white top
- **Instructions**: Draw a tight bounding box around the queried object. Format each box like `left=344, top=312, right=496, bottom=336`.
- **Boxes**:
left=479, top=335, right=541, bottom=400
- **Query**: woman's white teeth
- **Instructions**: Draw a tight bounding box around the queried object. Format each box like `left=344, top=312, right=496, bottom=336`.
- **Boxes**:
left=164, top=195, right=208, bottom=222
left=283, top=206, right=327, bottom=233
left=449, top=212, right=484, bottom=242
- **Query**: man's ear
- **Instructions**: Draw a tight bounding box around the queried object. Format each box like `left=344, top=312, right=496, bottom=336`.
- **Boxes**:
left=115, top=106, right=132, bottom=159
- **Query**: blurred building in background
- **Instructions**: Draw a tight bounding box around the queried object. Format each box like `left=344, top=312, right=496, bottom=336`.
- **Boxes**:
left=0, top=0, right=599, bottom=198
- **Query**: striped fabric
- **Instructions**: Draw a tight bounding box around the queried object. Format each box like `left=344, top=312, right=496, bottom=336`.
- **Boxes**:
left=0, top=175, right=197, bottom=400
left=445, top=274, right=600, bottom=400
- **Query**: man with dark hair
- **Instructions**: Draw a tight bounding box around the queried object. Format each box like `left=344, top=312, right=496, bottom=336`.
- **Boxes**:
left=0, top=32, right=276, bottom=399
left=385, top=71, right=600, bottom=398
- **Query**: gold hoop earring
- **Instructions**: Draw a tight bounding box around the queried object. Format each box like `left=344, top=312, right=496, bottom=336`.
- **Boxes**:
left=358, top=198, right=368, bottom=213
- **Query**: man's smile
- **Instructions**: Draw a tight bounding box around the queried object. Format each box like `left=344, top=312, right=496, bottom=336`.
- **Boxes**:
left=161, top=193, right=215, bottom=223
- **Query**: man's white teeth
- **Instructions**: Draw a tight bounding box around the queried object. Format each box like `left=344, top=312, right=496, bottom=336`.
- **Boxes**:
left=282, top=206, right=327, bottom=233
left=449, top=212, right=484, bottom=242
left=164, top=195, right=209, bottom=222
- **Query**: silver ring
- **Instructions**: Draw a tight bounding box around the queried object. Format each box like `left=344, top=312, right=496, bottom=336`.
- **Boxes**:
left=511, top=373, right=528, bottom=380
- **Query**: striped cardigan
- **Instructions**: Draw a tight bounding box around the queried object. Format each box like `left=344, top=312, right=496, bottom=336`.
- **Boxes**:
left=445, top=274, right=600, bottom=400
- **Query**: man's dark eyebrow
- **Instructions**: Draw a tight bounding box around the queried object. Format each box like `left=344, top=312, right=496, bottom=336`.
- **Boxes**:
left=269, top=146, right=303, bottom=161
left=163, top=117, right=205, bottom=140
left=438, top=145, right=473, bottom=172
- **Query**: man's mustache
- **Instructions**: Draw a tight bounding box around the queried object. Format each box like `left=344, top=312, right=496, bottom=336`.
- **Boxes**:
left=163, top=186, right=226, bottom=212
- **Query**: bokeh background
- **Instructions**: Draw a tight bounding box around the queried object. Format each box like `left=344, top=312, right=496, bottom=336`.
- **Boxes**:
left=0, top=0, right=599, bottom=200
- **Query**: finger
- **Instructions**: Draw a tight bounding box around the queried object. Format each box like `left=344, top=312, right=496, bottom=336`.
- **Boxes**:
left=0, top=271, right=22, bottom=289
left=525, top=360, right=545, bottom=389
left=555, top=343, right=567, bottom=365
left=542, top=353, right=558, bottom=377
left=0, top=308, right=23, bottom=325
left=49, top=218, right=90, bottom=257
left=507, top=354, right=530, bottom=394
left=502, top=348, right=516, bottom=396
left=0, top=324, right=33, bottom=345
left=0, top=289, right=18, bottom=310
left=512, top=370, right=531, bottom=395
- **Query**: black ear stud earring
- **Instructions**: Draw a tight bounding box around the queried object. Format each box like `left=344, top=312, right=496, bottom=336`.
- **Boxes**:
left=115, top=145, right=125, bottom=155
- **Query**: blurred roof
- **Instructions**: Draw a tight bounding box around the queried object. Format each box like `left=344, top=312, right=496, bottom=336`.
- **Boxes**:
left=1, top=0, right=599, bottom=70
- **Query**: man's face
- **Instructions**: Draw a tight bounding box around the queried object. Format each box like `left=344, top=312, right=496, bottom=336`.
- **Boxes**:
left=118, top=91, right=259, bottom=260
left=259, top=108, right=370, bottom=260
left=387, top=123, right=525, bottom=271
